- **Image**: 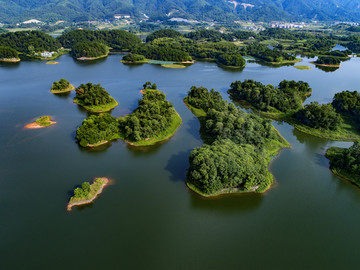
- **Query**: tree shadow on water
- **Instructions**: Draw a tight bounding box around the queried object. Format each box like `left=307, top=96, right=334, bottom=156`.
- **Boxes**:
left=188, top=191, right=264, bottom=214
left=164, top=150, right=192, bottom=182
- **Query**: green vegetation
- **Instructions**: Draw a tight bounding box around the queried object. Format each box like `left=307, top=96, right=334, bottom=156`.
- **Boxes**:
left=332, top=90, right=360, bottom=122
left=69, top=178, right=108, bottom=206
left=294, top=65, right=312, bottom=70
left=228, top=80, right=312, bottom=115
left=326, top=143, right=360, bottom=187
left=121, top=53, right=148, bottom=63
left=216, top=53, right=245, bottom=68
left=35, top=116, right=54, bottom=127
left=118, top=87, right=182, bottom=146
left=146, top=29, right=182, bottom=43
left=315, top=56, right=341, bottom=66
left=58, top=30, right=141, bottom=51
left=184, top=86, right=290, bottom=196
left=74, top=82, right=118, bottom=112
left=71, top=41, right=109, bottom=60
left=0, top=46, right=20, bottom=61
left=295, top=102, right=343, bottom=131
left=161, top=64, right=186, bottom=69
left=76, top=114, right=120, bottom=147
left=76, top=83, right=182, bottom=147
left=51, top=78, right=74, bottom=93
left=0, top=30, right=61, bottom=58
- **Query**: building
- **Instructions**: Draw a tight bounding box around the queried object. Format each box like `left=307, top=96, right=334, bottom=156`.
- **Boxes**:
left=40, top=51, right=55, bottom=58
left=114, top=14, right=131, bottom=19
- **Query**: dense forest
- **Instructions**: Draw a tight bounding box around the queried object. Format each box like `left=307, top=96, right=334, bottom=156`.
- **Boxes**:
left=51, top=78, right=71, bottom=91
left=0, top=31, right=61, bottom=55
left=118, top=87, right=178, bottom=142
left=184, top=86, right=288, bottom=195
left=58, top=29, right=141, bottom=51
left=76, top=113, right=119, bottom=147
left=315, top=56, right=341, bottom=65
left=332, top=91, right=360, bottom=118
left=241, top=43, right=296, bottom=63
left=295, top=102, right=342, bottom=130
left=0, top=46, right=19, bottom=59
left=228, top=80, right=312, bottom=113
left=326, top=142, right=360, bottom=187
left=74, top=82, right=114, bottom=108
left=122, top=53, right=146, bottom=62
left=71, top=41, right=108, bottom=59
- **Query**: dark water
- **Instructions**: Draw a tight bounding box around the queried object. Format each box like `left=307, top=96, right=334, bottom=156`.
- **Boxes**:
left=1, top=55, right=360, bottom=269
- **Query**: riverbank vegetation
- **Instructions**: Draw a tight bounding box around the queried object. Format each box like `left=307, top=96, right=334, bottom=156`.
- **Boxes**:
left=0, top=46, right=20, bottom=62
left=74, top=82, right=118, bottom=112
left=25, top=116, right=56, bottom=129
left=51, top=78, right=74, bottom=93
left=121, top=53, right=148, bottom=63
left=68, top=178, right=108, bottom=210
left=326, top=142, right=360, bottom=187
left=184, top=86, right=290, bottom=197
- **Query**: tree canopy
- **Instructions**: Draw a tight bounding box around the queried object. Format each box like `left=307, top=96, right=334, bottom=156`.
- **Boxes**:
left=75, top=82, right=113, bottom=107
left=71, top=41, right=108, bottom=59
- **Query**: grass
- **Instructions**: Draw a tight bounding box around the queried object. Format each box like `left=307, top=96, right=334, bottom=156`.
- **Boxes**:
left=161, top=64, right=187, bottom=69
left=35, top=116, right=54, bottom=127
left=51, top=84, right=75, bottom=94
left=0, top=57, right=21, bottom=62
left=69, top=178, right=107, bottom=204
left=325, top=147, right=360, bottom=188
left=119, top=111, right=182, bottom=146
left=294, top=65, right=312, bottom=70
left=74, top=97, right=118, bottom=113
left=268, top=58, right=302, bottom=65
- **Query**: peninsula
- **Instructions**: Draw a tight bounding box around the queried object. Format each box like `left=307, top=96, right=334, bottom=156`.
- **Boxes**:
left=25, top=116, right=56, bottom=129
left=67, top=177, right=109, bottom=211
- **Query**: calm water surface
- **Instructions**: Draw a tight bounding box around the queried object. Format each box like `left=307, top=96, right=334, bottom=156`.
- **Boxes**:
left=1, top=55, right=360, bottom=269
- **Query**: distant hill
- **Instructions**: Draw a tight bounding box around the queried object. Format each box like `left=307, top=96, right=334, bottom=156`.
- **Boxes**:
left=0, top=0, right=360, bottom=23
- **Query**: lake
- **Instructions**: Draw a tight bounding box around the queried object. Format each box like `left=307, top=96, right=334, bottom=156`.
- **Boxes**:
left=1, top=54, right=360, bottom=269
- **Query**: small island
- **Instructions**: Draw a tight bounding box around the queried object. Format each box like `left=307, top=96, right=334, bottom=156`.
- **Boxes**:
left=76, top=82, right=182, bottom=147
left=313, top=56, right=341, bottom=67
left=25, top=116, right=56, bottom=129
left=294, top=65, right=312, bottom=70
left=46, top=61, right=59, bottom=65
left=71, top=41, right=109, bottom=60
left=184, top=86, right=290, bottom=197
left=67, top=177, right=109, bottom=211
left=326, top=142, right=360, bottom=188
left=50, top=78, right=75, bottom=93
left=73, top=82, right=118, bottom=112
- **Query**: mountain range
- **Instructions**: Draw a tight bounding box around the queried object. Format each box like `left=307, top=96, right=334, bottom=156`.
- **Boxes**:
left=0, top=0, right=360, bottom=23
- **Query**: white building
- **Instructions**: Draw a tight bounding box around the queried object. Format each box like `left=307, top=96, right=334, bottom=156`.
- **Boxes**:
left=40, top=51, right=55, bottom=58
left=114, top=14, right=131, bottom=19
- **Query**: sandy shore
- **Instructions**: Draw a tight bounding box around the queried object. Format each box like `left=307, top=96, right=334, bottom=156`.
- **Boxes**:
left=25, top=121, right=56, bottom=129
left=67, top=177, right=109, bottom=211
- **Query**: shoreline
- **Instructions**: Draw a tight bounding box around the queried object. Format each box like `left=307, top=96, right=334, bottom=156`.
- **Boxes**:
left=51, top=84, right=75, bottom=94
left=76, top=54, right=108, bottom=61
left=67, top=177, right=109, bottom=211
left=25, top=121, right=56, bottom=129
left=0, top=58, right=21, bottom=62
left=312, top=62, right=341, bottom=67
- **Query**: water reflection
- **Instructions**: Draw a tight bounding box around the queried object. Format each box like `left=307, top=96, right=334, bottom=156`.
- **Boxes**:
left=314, top=65, right=339, bottom=72
left=189, top=191, right=263, bottom=213
left=165, top=150, right=192, bottom=182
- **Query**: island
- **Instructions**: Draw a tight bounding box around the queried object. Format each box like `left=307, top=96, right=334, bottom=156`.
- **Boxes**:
left=326, top=142, right=360, bottom=188
left=184, top=86, right=290, bottom=197
left=25, top=116, right=56, bottom=129
left=71, top=41, right=109, bottom=60
left=294, top=65, right=312, bottom=70
left=73, top=82, right=118, bottom=112
left=75, top=82, right=182, bottom=147
left=228, top=79, right=360, bottom=141
left=67, top=177, right=109, bottom=211
left=313, top=56, right=341, bottom=67
left=50, top=78, right=75, bottom=93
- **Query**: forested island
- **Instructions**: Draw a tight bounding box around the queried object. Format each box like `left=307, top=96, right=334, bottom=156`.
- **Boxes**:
left=184, top=86, right=290, bottom=196
left=326, top=142, right=360, bottom=188
left=50, top=78, right=74, bottom=93
left=228, top=80, right=360, bottom=141
left=71, top=41, right=109, bottom=60
left=73, top=82, right=118, bottom=112
left=25, top=116, right=56, bottom=129
left=76, top=83, right=182, bottom=147
left=67, top=177, right=109, bottom=211
left=314, top=56, right=341, bottom=67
